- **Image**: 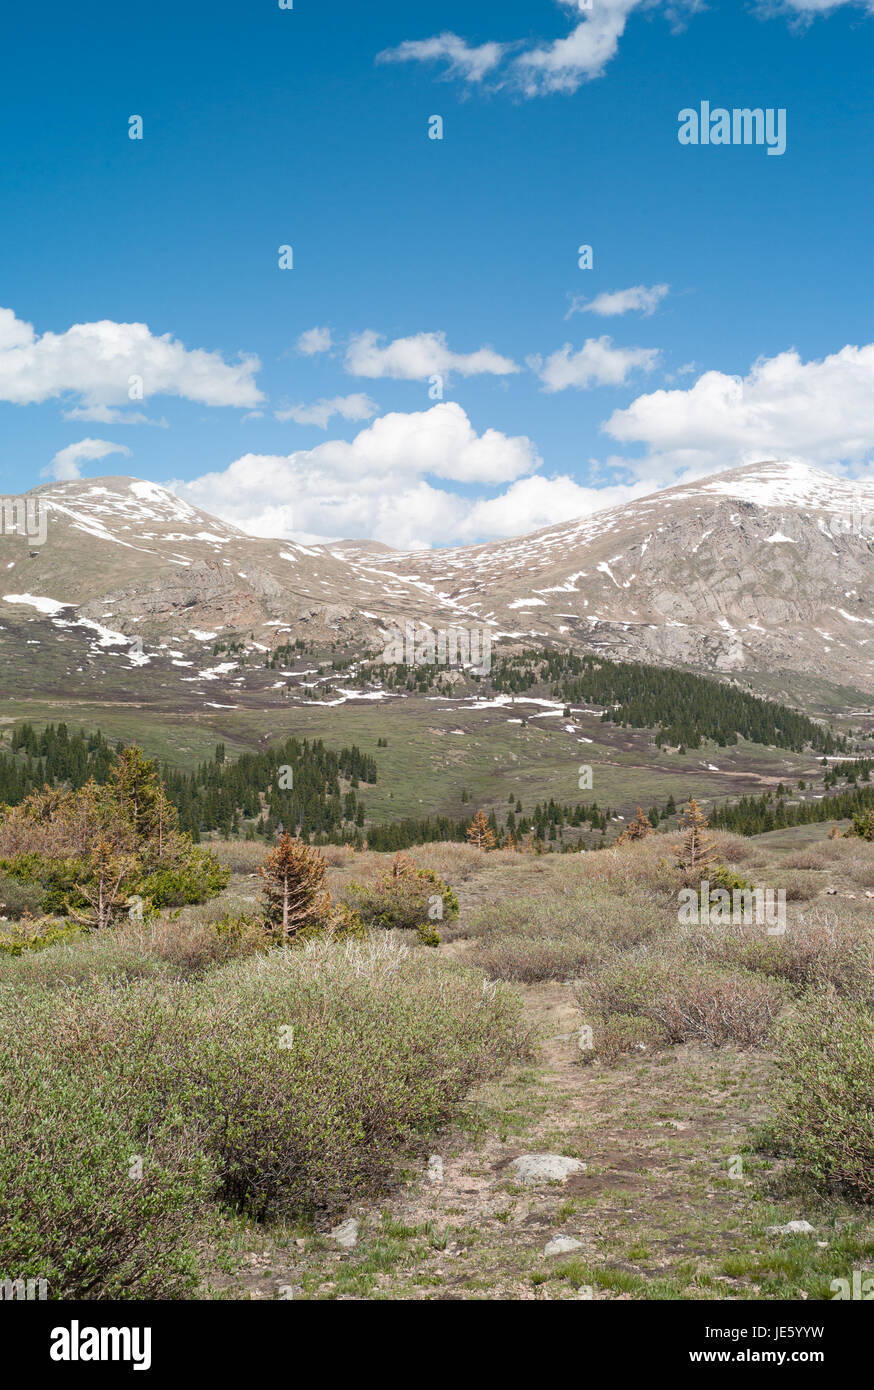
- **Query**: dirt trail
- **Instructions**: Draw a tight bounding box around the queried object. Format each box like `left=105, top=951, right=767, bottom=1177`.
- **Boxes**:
left=221, top=891, right=776, bottom=1299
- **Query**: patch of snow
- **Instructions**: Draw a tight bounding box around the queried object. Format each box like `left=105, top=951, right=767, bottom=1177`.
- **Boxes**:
left=3, top=593, right=71, bottom=615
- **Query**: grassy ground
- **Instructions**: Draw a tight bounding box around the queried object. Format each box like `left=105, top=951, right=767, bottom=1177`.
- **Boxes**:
left=201, top=828, right=874, bottom=1300
left=4, top=820, right=874, bottom=1300
left=0, top=694, right=823, bottom=826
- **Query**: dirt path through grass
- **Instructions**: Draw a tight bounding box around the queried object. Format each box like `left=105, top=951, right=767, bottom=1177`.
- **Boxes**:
left=217, top=856, right=874, bottom=1300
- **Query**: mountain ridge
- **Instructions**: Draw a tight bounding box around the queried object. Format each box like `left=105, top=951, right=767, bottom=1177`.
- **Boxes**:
left=3, top=460, right=873, bottom=706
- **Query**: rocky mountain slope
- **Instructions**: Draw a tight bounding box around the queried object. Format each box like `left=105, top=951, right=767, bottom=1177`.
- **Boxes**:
left=2, top=461, right=873, bottom=707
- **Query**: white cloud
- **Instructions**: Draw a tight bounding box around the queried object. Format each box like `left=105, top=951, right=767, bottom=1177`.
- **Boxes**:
left=0, top=306, right=262, bottom=410
left=764, top=0, right=874, bottom=15
left=604, top=341, right=874, bottom=479
left=377, top=3, right=703, bottom=99
left=345, top=330, right=519, bottom=381
left=376, top=3, right=860, bottom=101
left=173, top=402, right=541, bottom=548
left=531, top=336, right=660, bottom=391
left=376, top=32, right=506, bottom=83
left=458, top=473, right=657, bottom=540
left=296, top=326, right=333, bottom=356
left=513, top=0, right=646, bottom=95
left=568, top=283, right=670, bottom=318
left=275, top=394, right=378, bottom=428
left=63, top=404, right=167, bottom=426
left=42, top=438, right=132, bottom=482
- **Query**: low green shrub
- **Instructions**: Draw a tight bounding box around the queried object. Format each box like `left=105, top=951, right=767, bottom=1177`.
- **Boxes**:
left=0, top=872, right=46, bottom=920
left=0, top=916, right=82, bottom=956
left=577, top=953, right=788, bottom=1049
left=347, top=854, right=458, bottom=945
left=684, top=912, right=874, bottom=1002
left=0, top=988, right=216, bottom=1298
left=580, top=1013, right=664, bottom=1066
left=762, top=990, right=874, bottom=1204
left=138, top=858, right=230, bottom=909
left=471, top=933, right=600, bottom=983
left=0, top=936, right=529, bottom=1294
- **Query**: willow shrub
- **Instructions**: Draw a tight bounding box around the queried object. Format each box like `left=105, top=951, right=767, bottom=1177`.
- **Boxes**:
left=762, top=990, right=874, bottom=1205
left=0, top=935, right=528, bottom=1296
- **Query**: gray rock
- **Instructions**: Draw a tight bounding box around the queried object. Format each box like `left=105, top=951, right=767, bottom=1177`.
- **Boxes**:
left=330, top=1218, right=359, bottom=1249
left=544, top=1235, right=584, bottom=1257
left=426, top=1155, right=444, bottom=1183
left=766, top=1220, right=816, bottom=1236
left=510, top=1154, right=586, bottom=1185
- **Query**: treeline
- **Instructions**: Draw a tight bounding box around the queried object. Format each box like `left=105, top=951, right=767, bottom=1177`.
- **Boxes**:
left=3, top=723, right=117, bottom=800
left=366, top=815, right=470, bottom=851
left=163, top=737, right=376, bottom=839
left=711, top=784, right=874, bottom=836
left=0, top=725, right=376, bottom=843
left=492, top=651, right=843, bottom=754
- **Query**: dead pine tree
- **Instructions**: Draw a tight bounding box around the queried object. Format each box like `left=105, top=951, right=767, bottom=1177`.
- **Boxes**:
left=259, top=832, right=331, bottom=940
left=616, top=806, right=654, bottom=846
left=674, top=798, right=719, bottom=883
left=466, top=809, right=497, bottom=851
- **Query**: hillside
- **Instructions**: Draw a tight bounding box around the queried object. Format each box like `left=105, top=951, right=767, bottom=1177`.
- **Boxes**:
left=2, top=461, right=873, bottom=716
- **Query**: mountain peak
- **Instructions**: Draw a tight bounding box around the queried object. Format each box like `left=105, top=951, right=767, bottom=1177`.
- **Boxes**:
left=691, top=458, right=874, bottom=511
left=32, top=475, right=245, bottom=539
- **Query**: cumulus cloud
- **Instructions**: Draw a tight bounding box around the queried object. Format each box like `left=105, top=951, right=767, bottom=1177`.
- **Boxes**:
left=274, top=394, right=378, bottom=429
left=41, top=438, right=132, bottom=482
left=376, top=32, right=506, bottom=83
left=173, top=402, right=541, bottom=548
left=531, top=336, right=660, bottom=391
left=0, top=306, right=262, bottom=410
left=296, top=326, right=333, bottom=356
left=457, top=473, right=658, bottom=540
left=567, top=283, right=670, bottom=319
left=604, top=341, right=874, bottom=480
left=345, top=330, right=519, bottom=381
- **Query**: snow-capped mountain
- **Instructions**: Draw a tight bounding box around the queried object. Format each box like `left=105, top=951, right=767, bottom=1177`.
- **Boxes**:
left=3, top=461, right=874, bottom=702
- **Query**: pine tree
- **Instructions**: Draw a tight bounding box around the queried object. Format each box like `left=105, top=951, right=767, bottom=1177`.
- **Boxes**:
left=466, top=809, right=496, bottom=851
left=258, top=832, right=331, bottom=939
left=616, top=806, right=655, bottom=845
left=674, top=798, right=719, bottom=881
left=71, top=836, right=137, bottom=931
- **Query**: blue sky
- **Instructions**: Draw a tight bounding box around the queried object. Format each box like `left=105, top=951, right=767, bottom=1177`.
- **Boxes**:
left=2, top=0, right=874, bottom=546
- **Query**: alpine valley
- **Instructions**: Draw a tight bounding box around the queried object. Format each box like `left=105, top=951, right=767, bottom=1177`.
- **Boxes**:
left=1, top=458, right=872, bottom=833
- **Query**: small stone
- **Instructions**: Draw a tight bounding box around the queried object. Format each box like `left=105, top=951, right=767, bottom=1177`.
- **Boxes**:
left=766, top=1220, right=816, bottom=1236
left=510, top=1154, right=586, bottom=1185
left=330, top=1218, right=359, bottom=1249
left=427, top=1155, right=444, bottom=1183
left=544, top=1235, right=584, bottom=1257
